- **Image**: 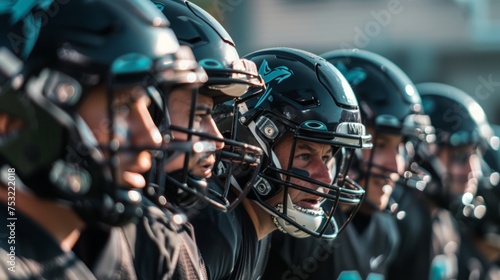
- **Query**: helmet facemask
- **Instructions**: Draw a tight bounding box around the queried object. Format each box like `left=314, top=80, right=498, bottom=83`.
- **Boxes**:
left=145, top=0, right=266, bottom=213
left=238, top=110, right=370, bottom=239
left=360, top=113, right=435, bottom=217
left=429, top=143, right=483, bottom=214
left=417, top=82, right=494, bottom=213
left=0, top=55, right=176, bottom=227
left=264, top=139, right=365, bottom=239
left=234, top=47, right=374, bottom=239
left=146, top=49, right=264, bottom=214
left=322, top=49, right=435, bottom=217
left=149, top=90, right=264, bottom=214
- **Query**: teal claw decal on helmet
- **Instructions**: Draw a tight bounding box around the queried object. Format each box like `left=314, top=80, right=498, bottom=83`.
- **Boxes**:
left=334, top=62, right=367, bottom=87
left=255, top=59, right=293, bottom=107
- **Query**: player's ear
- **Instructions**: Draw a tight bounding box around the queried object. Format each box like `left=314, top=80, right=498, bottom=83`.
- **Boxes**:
left=0, top=112, right=24, bottom=135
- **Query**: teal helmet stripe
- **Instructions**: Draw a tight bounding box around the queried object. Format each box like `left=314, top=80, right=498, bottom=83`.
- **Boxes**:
left=153, top=2, right=165, bottom=11
left=301, top=120, right=328, bottom=131
left=111, top=53, right=153, bottom=74
left=199, top=58, right=225, bottom=69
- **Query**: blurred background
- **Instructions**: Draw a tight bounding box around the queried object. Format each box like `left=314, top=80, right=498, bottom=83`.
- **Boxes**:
left=191, top=0, right=500, bottom=126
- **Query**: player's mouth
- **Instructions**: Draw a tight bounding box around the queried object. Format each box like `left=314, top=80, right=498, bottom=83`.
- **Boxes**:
left=293, top=198, right=324, bottom=216
left=198, top=163, right=214, bottom=177
left=195, top=154, right=216, bottom=177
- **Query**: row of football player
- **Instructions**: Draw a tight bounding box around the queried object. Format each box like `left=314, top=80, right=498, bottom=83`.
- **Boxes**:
left=0, top=0, right=498, bottom=279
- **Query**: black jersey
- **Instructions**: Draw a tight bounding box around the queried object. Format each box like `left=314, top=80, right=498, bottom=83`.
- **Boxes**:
left=387, top=190, right=434, bottom=280
left=123, top=200, right=207, bottom=280
left=190, top=198, right=268, bottom=280
left=428, top=208, right=461, bottom=280
left=73, top=226, right=138, bottom=279
left=262, top=210, right=400, bottom=280
left=389, top=188, right=462, bottom=280
left=0, top=202, right=124, bottom=280
left=457, top=232, right=500, bottom=280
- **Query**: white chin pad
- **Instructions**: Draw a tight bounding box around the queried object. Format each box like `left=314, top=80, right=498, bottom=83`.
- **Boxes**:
left=274, top=196, right=324, bottom=238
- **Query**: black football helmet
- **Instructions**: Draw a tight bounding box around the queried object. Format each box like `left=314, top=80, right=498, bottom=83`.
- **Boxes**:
left=147, top=0, right=265, bottom=213
left=0, top=0, right=206, bottom=227
left=417, top=83, right=494, bottom=212
left=0, top=0, right=54, bottom=91
left=222, top=47, right=372, bottom=239
left=151, top=0, right=263, bottom=102
left=0, top=0, right=54, bottom=60
left=321, top=49, right=434, bottom=216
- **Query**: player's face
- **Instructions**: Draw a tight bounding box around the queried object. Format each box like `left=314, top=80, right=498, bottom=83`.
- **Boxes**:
left=0, top=112, right=24, bottom=134
left=267, top=135, right=335, bottom=210
left=164, top=86, right=224, bottom=178
left=357, top=130, right=405, bottom=211
left=438, top=144, right=480, bottom=196
left=78, top=85, right=162, bottom=189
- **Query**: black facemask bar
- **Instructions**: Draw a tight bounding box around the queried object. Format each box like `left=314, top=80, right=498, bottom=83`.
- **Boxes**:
left=146, top=85, right=264, bottom=214
left=0, top=47, right=24, bottom=94
left=202, top=58, right=265, bottom=98
left=444, top=145, right=482, bottom=215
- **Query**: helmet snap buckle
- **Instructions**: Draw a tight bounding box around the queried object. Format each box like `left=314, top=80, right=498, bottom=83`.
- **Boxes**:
left=254, top=176, right=272, bottom=196
left=256, top=116, right=278, bottom=140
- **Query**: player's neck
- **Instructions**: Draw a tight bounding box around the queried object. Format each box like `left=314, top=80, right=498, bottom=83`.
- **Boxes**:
left=0, top=187, right=84, bottom=252
left=241, top=198, right=276, bottom=240
left=473, top=236, right=500, bottom=262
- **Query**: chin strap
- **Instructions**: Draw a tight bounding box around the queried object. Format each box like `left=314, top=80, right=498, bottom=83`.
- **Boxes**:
left=267, top=195, right=325, bottom=238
